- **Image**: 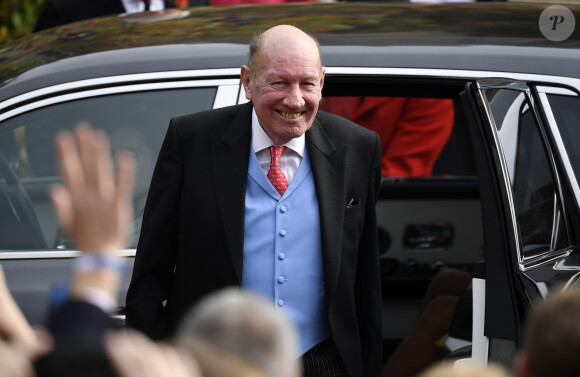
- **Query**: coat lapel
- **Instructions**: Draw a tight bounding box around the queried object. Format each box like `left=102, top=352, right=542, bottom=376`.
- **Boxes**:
left=306, top=118, right=347, bottom=302
left=210, top=103, right=253, bottom=283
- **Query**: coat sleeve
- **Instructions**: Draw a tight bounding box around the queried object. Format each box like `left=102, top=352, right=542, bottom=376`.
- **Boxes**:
left=356, top=131, right=383, bottom=377
left=36, top=300, right=120, bottom=377
left=125, top=119, right=183, bottom=340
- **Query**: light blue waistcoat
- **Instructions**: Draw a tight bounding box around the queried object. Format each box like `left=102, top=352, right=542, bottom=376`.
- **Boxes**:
left=242, top=147, right=330, bottom=356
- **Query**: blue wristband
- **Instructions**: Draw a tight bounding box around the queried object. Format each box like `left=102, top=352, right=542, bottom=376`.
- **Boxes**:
left=73, top=253, right=125, bottom=273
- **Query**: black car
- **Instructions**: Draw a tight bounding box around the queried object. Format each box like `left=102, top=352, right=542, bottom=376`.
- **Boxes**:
left=1, top=2, right=580, bottom=369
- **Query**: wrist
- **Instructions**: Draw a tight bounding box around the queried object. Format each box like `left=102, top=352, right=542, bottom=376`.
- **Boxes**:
left=73, top=253, right=126, bottom=273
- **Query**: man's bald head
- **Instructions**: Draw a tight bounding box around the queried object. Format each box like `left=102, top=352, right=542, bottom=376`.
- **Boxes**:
left=247, top=25, right=323, bottom=78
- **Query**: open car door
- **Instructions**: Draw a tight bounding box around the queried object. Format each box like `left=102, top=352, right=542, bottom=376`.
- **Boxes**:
left=460, top=79, right=580, bottom=367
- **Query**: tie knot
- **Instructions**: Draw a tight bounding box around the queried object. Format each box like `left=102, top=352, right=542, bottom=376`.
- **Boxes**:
left=269, top=145, right=286, bottom=165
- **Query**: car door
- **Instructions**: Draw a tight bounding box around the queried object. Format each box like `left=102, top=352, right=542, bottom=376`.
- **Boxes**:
left=462, top=79, right=580, bottom=366
left=0, top=74, right=240, bottom=325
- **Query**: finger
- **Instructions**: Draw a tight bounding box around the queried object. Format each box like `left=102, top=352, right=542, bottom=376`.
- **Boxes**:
left=0, top=343, right=36, bottom=377
left=55, top=130, right=84, bottom=192
left=49, top=185, right=73, bottom=234
left=0, top=265, right=6, bottom=293
left=105, top=331, right=153, bottom=377
left=93, top=129, right=116, bottom=198
left=105, top=332, right=135, bottom=377
left=159, top=344, right=200, bottom=377
left=75, top=123, right=101, bottom=192
left=115, top=152, right=136, bottom=209
left=12, top=327, right=53, bottom=361
left=26, top=328, right=53, bottom=360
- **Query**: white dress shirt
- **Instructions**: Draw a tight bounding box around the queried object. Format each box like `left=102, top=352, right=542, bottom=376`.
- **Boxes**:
left=251, top=108, right=304, bottom=185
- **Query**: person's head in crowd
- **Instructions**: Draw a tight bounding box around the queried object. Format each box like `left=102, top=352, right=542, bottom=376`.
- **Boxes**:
left=418, top=361, right=513, bottom=377
left=241, top=25, right=325, bottom=145
left=177, top=336, right=264, bottom=377
left=515, top=286, right=580, bottom=377
left=175, top=287, right=301, bottom=377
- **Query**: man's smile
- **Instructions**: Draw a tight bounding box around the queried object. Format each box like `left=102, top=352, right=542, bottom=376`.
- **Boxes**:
left=277, top=110, right=303, bottom=119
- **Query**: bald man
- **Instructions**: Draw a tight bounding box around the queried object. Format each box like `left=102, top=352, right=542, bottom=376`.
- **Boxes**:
left=127, top=25, right=383, bottom=377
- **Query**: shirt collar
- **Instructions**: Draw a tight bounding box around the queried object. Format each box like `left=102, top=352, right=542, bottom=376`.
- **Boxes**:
left=251, top=108, right=305, bottom=157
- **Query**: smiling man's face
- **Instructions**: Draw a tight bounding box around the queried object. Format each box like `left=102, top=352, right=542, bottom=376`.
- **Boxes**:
left=241, top=25, right=325, bottom=145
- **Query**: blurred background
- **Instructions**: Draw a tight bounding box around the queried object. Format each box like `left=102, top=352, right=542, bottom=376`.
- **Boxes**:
left=1, top=0, right=579, bottom=45
left=1, top=0, right=46, bottom=45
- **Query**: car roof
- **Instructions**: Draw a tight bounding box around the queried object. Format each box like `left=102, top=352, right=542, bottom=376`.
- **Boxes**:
left=1, top=2, right=579, bottom=102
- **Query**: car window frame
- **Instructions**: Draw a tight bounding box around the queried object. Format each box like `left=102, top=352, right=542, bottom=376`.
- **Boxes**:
left=474, top=79, right=573, bottom=268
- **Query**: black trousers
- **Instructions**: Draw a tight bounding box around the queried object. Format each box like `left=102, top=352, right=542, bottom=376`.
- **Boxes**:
left=302, top=338, right=349, bottom=377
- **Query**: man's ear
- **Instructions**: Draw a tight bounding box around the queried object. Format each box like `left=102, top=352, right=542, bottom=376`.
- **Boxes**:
left=241, top=65, right=253, bottom=100
left=319, top=66, right=325, bottom=90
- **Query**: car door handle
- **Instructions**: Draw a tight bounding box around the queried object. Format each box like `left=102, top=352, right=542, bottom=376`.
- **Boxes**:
left=403, top=223, right=454, bottom=250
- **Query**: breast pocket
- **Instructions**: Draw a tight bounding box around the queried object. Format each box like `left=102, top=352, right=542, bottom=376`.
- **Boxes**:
left=343, top=197, right=364, bottom=251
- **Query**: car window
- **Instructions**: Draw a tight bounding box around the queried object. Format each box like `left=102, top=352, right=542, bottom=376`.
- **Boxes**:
left=0, top=87, right=217, bottom=251
left=546, top=94, right=580, bottom=184
left=486, top=88, right=568, bottom=259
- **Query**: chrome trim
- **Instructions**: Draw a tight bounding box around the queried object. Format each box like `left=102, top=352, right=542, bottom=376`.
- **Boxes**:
left=553, top=258, right=580, bottom=271
left=478, top=80, right=528, bottom=91
left=551, top=192, right=560, bottom=251
left=475, top=80, right=525, bottom=263
left=214, top=84, right=242, bottom=109
left=536, top=86, right=577, bottom=96
left=537, top=91, right=580, bottom=212
left=519, top=247, right=573, bottom=271
left=0, top=68, right=241, bottom=112
left=0, top=79, right=240, bottom=122
left=471, top=277, right=489, bottom=366
left=0, top=249, right=136, bottom=259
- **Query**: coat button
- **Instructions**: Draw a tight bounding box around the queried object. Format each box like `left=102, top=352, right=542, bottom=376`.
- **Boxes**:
left=278, top=276, right=285, bottom=284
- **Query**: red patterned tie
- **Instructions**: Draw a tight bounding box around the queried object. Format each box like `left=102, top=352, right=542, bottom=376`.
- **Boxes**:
left=267, top=146, right=288, bottom=196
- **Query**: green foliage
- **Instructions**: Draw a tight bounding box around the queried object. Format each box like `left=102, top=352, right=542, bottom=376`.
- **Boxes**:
left=0, top=0, right=46, bottom=45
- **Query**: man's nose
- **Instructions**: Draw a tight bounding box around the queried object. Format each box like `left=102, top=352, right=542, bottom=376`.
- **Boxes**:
left=283, top=85, right=305, bottom=108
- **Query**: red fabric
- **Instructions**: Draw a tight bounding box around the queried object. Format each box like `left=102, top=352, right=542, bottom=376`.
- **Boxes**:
left=320, top=97, right=454, bottom=177
left=211, top=0, right=315, bottom=5
left=268, top=146, right=288, bottom=196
